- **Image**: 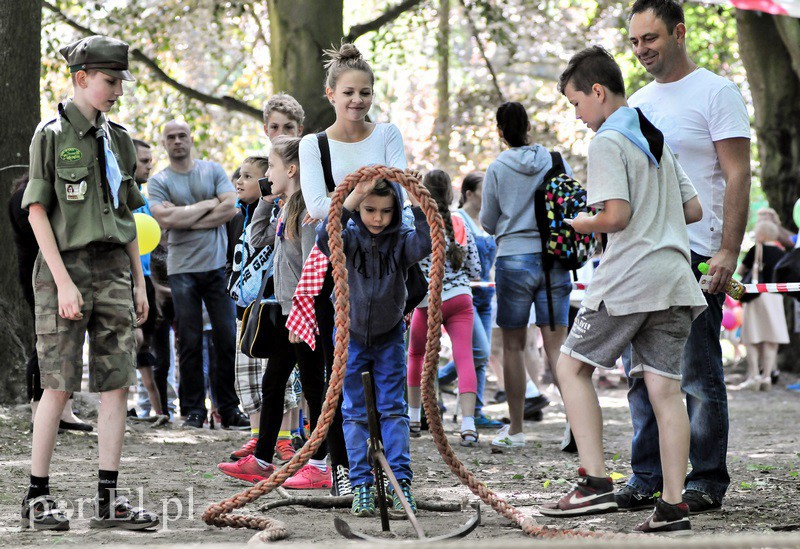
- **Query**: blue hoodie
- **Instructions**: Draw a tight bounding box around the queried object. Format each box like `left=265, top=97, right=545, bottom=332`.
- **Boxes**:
left=480, top=145, right=572, bottom=257
left=317, top=181, right=432, bottom=346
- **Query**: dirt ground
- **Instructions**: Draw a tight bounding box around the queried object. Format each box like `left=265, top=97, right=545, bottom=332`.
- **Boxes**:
left=1, top=367, right=799, bottom=547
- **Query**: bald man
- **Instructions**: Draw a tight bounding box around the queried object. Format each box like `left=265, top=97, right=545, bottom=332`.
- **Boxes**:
left=148, top=120, right=246, bottom=430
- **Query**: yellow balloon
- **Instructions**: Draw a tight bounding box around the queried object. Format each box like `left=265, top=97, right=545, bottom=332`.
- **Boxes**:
left=134, top=212, right=161, bottom=255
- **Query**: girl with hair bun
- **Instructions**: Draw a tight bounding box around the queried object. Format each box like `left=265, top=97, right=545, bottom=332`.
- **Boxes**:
left=300, top=42, right=407, bottom=221
left=296, top=42, right=411, bottom=499
left=406, top=170, right=482, bottom=447
left=480, top=101, right=573, bottom=449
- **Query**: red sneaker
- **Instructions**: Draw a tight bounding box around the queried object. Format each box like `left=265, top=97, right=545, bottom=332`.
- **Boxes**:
left=229, top=437, right=258, bottom=461
left=540, top=467, right=618, bottom=517
left=275, top=439, right=296, bottom=463
left=218, top=454, right=275, bottom=484
left=283, top=465, right=332, bottom=489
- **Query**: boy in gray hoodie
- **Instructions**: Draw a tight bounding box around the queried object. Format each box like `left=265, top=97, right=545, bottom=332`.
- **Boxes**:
left=316, top=178, right=431, bottom=517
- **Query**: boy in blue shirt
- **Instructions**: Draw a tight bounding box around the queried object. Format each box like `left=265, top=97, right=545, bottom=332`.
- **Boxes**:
left=316, top=178, right=431, bottom=516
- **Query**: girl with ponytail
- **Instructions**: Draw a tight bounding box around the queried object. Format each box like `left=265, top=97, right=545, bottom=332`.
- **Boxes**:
left=406, top=170, right=482, bottom=446
left=480, top=101, right=573, bottom=448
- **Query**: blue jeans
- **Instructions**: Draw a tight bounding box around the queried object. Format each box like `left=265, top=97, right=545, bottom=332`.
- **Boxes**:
left=169, top=268, right=239, bottom=418
left=438, top=299, right=492, bottom=413
left=342, top=326, right=412, bottom=487
left=495, top=254, right=571, bottom=328
left=623, top=252, right=729, bottom=502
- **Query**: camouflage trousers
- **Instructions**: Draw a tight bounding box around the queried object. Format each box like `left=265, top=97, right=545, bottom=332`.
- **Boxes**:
left=33, top=243, right=136, bottom=393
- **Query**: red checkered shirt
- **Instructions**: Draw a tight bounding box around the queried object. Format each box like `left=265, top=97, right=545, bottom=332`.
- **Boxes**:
left=286, top=244, right=330, bottom=349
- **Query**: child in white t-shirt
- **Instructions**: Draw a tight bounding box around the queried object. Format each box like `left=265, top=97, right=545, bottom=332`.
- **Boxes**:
left=539, top=46, right=706, bottom=534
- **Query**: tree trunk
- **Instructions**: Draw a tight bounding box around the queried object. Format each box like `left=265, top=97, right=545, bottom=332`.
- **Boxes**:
left=0, top=0, right=41, bottom=402
left=435, top=0, right=451, bottom=168
left=737, top=11, right=800, bottom=227
left=737, top=11, right=800, bottom=373
left=267, top=0, right=343, bottom=133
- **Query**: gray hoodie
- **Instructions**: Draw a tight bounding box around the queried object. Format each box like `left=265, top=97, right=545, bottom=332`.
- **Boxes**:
left=480, top=145, right=571, bottom=257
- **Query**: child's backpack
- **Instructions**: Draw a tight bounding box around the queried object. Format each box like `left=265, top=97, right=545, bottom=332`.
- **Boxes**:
left=534, top=152, right=600, bottom=329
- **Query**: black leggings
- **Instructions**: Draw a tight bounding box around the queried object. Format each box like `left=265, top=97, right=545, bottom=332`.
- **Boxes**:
left=255, top=317, right=327, bottom=462
left=315, top=270, right=349, bottom=469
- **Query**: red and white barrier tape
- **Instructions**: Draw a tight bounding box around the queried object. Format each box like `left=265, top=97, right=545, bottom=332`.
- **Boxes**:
left=469, top=281, right=799, bottom=294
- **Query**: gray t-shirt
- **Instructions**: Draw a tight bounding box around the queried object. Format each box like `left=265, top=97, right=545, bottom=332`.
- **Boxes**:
left=582, top=131, right=706, bottom=318
left=148, top=159, right=234, bottom=274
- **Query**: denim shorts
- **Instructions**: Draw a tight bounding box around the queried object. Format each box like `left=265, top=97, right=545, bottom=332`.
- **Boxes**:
left=495, top=253, right=572, bottom=329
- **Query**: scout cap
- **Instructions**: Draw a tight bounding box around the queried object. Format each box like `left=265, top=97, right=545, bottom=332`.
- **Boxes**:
left=59, top=36, right=135, bottom=82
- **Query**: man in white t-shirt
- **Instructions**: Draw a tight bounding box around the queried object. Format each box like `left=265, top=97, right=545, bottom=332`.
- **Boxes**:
left=617, top=0, right=751, bottom=514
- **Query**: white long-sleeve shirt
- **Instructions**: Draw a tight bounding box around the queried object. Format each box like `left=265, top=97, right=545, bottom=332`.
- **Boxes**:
left=299, top=123, right=407, bottom=220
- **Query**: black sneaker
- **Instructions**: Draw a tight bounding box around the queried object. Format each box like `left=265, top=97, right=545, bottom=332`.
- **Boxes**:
left=20, top=495, right=70, bottom=531
left=90, top=496, right=159, bottom=530
left=635, top=498, right=691, bottom=534
left=330, top=464, right=353, bottom=497
left=616, top=484, right=656, bottom=511
left=540, top=467, right=618, bottom=517
left=182, top=412, right=205, bottom=429
left=221, top=409, right=250, bottom=431
left=523, top=395, right=549, bottom=420
left=682, top=489, right=722, bottom=514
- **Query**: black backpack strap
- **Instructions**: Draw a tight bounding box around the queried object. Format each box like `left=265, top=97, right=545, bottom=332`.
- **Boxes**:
left=316, top=131, right=336, bottom=193
left=537, top=151, right=565, bottom=332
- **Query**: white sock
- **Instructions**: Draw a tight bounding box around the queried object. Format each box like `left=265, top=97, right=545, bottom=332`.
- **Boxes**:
left=309, top=458, right=328, bottom=472
left=525, top=380, right=541, bottom=399
left=409, top=406, right=421, bottom=423
left=461, top=416, right=475, bottom=432
left=255, top=457, right=271, bottom=469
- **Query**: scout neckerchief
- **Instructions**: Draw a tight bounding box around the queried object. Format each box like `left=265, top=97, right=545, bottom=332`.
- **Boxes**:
left=95, top=124, right=122, bottom=208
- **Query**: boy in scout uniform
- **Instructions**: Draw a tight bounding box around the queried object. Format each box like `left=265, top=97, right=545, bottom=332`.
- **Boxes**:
left=21, top=35, right=159, bottom=531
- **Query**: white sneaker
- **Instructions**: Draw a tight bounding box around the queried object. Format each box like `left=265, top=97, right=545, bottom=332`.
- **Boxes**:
left=491, top=425, right=525, bottom=448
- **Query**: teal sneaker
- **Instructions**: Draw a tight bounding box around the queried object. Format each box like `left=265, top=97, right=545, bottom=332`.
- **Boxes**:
left=390, top=479, right=417, bottom=514
left=474, top=414, right=503, bottom=429
left=351, top=484, right=376, bottom=517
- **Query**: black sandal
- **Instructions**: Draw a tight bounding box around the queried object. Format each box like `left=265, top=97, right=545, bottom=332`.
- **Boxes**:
left=90, top=496, right=159, bottom=530
left=20, top=495, right=70, bottom=531
left=460, top=429, right=479, bottom=447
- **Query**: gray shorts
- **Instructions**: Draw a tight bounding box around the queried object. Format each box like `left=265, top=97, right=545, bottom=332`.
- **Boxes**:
left=561, top=303, right=692, bottom=380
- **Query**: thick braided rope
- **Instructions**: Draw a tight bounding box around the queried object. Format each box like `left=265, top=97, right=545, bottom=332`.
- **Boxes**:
left=202, top=165, right=611, bottom=541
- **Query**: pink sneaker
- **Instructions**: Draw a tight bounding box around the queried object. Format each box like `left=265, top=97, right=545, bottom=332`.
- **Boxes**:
left=283, top=465, right=332, bottom=489
left=218, top=454, right=275, bottom=484
left=229, top=437, right=258, bottom=461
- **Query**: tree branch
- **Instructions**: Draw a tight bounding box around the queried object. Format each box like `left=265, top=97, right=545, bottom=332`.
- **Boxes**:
left=345, top=0, right=424, bottom=42
left=457, top=0, right=506, bottom=103
left=42, top=0, right=262, bottom=121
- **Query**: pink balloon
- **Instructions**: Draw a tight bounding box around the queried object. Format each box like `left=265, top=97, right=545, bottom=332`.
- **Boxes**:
left=721, top=309, right=737, bottom=331
left=725, top=295, right=738, bottom=309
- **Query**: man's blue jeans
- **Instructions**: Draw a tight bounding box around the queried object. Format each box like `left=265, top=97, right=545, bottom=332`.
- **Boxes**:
left=342, top=326, right=412, bottom=487
left=438, top=300, right=491, bottom=413
left=623, top=252, right=729, bottom=502
left=169, top=268, right=239, bottom=418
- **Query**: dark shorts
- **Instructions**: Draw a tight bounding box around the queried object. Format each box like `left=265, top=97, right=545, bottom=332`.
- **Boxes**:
left=139, top=276, right=157, bottom=337
left=561, top=303, right=692, bottom=380
left=34, top=243, right=136, bottom=392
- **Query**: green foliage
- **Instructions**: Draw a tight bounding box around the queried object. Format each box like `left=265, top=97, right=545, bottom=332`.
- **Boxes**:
left=39, top=0, right=746, bottom=182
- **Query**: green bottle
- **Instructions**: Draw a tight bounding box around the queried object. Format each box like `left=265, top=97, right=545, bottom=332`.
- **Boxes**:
left=698, top=262, right=745, bottom=300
